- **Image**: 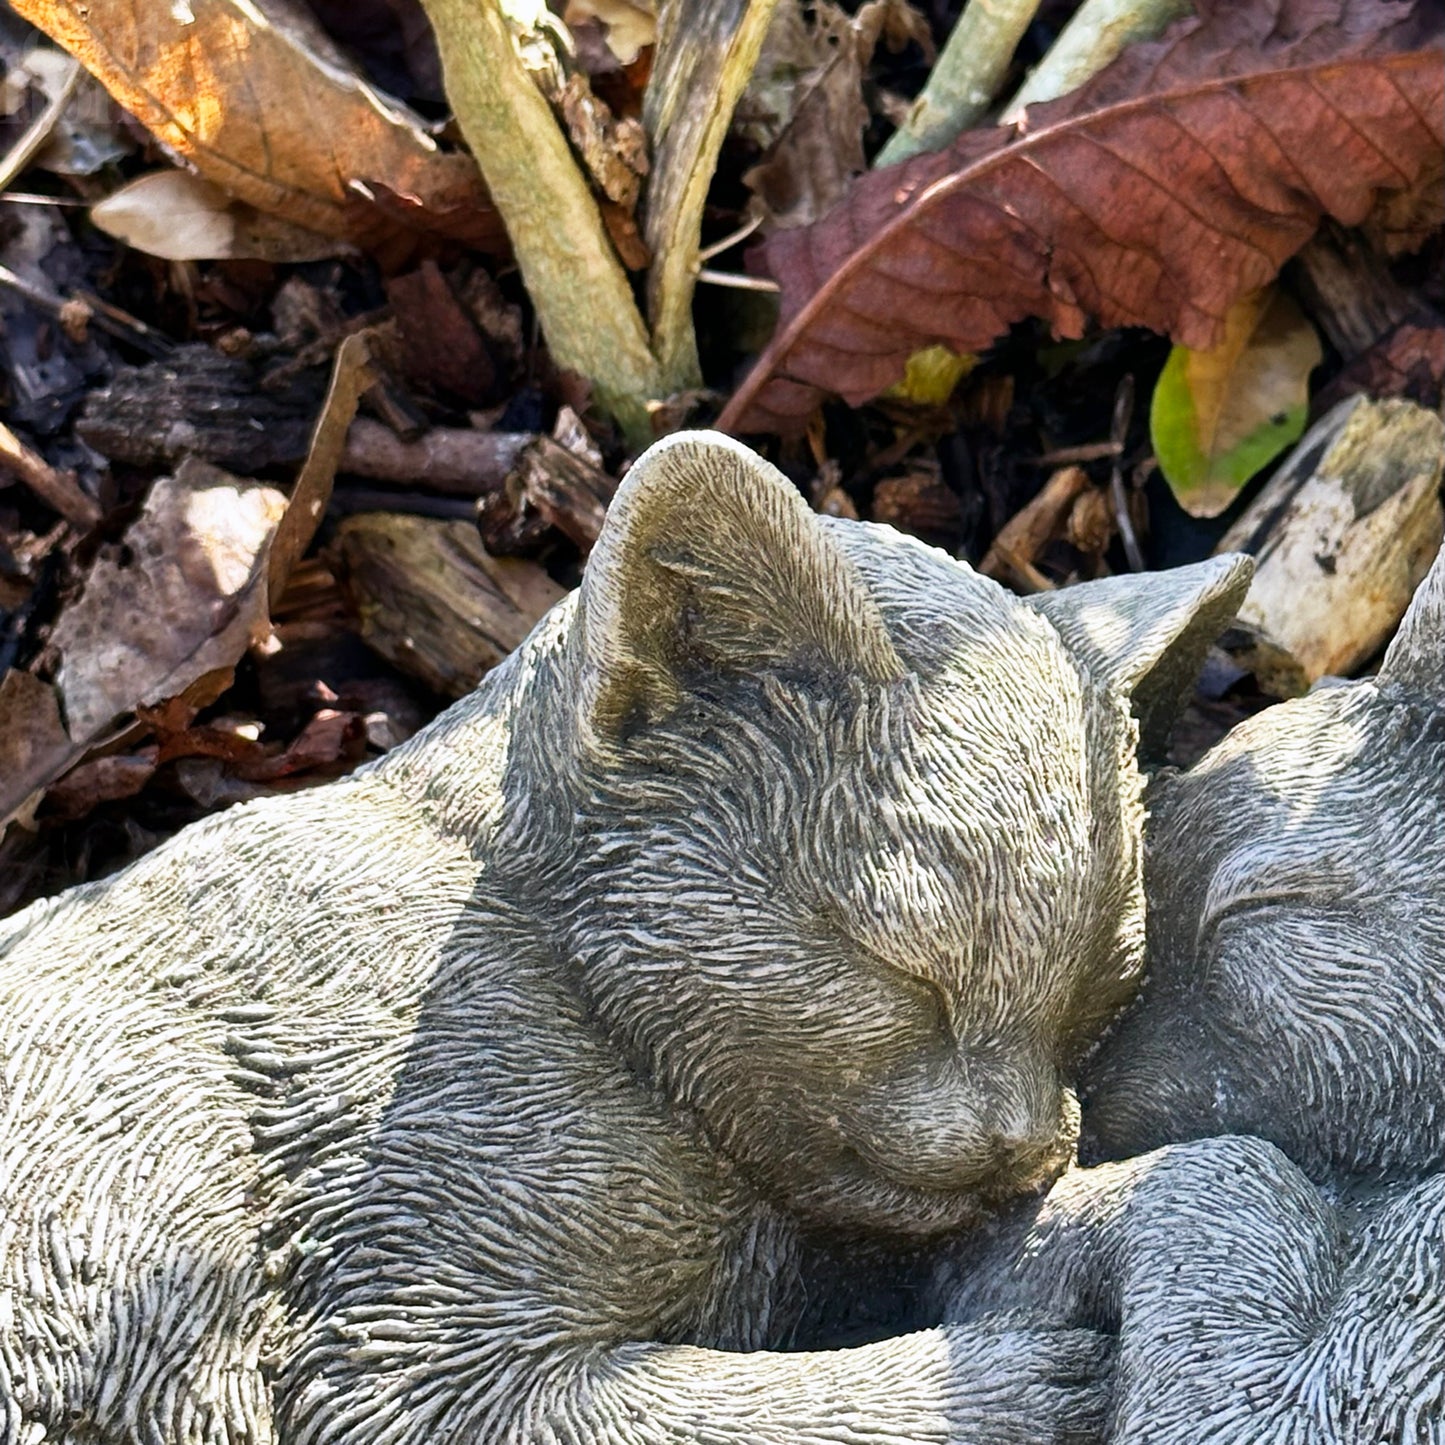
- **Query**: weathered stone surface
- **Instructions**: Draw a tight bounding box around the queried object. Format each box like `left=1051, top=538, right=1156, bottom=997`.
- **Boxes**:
left=943, top=1137, right=1445, bottom=1441
left=0, top=431, right=1249, bottom=1443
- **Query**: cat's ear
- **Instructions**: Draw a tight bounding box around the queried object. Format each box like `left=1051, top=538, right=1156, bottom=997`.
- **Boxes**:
left=577, top=431, right=905, bottom=738
left=1378, top=540, right=1445, bottom=699
left=1025, top=555, right=1254, bottom=756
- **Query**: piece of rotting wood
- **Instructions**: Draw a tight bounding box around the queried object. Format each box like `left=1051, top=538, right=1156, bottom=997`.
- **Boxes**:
left=980, top=466, right=1092, bottom=589
left=340, top=418, right=532, bottom=495
left=77, top=346, right=319, bottom=471
left=335, top=513, right=565, bottom=697
left=478, top=411, right=617, bottom=554
left=507, top=435, right=617, bottom=550
left=1291, top=224, right=1417, bottom=362
left=1216, top=395, right=1445, bottom=697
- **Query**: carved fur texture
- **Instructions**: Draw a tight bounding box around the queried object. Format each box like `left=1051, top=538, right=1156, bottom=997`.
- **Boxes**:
left=0, top=432, right=1249, bottom=1445
left=943, top=541, right=1445, bottom=1441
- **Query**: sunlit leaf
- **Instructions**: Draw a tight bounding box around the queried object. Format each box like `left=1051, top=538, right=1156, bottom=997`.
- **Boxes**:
left=12, top=0, right=502, bottom=253
left=717, top=0, right=1442, bottom=435
left=1151, top=287, right=1322, bottom=518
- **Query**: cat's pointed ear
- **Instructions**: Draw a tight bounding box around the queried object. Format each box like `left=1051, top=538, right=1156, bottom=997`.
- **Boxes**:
left=1379, top=541, right=1445, bottom=699
left=577, top=431, right=905, bottom=737
left=1025, top=555, right=1254, bottom=756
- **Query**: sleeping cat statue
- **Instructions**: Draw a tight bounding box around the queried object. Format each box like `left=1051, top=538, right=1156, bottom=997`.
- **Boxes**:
left=0, top=431, right=1251, bottom=1445
left=942, top=538, right=1445, bottom=1440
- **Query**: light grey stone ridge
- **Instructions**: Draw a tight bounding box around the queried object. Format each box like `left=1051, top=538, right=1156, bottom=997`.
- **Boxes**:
left=0, top=431, right=1250, bottom=1444
left=944, top=539, right=1445, bottom=1441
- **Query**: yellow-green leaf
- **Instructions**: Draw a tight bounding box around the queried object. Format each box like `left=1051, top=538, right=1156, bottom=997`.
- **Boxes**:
left=1150, top=287, right=1322, bottom=518
left=883, top=345, right=976, bottom=407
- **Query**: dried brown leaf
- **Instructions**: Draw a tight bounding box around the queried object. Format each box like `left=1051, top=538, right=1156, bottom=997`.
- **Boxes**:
left=742, top=0, right=930, bottom=231
left=386, top=263, right=500, bottom=405
left=44, top=747, right=160, bottom=819
left=719, top=0, right=1445, bottom=434
left=0, top=462, right=285, bottom=828
left=0, top=670, right=72, bottom=828
left=52, top=462, right=287, bottom=742
left=232, top=707, right=367, bottom=780
left=268, top=331, right=377, bottom=604
left=12, top=0, right=503, bottom=252
left=742, top=2, right=870, bottom=231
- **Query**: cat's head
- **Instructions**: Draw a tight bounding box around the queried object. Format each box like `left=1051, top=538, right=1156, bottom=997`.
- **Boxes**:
left=528, top=432, right=1250, bottom=1233
left=1083, top=542, right=1445, bottom=1182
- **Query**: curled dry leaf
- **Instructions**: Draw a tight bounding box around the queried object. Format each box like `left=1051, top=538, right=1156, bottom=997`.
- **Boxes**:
left=267, top=331, right=377, bottom=604
left=91, top=170, right=346, bottom=263
left=563, top=0, right=657, bottom=65
left=11, top=0, right=503, bottom=252
left=718, top=0, right=1445, bottom=435
left=1151, top=286, right=1322, bottom=518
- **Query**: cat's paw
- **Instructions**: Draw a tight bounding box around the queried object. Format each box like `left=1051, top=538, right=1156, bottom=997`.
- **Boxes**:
left=943, top=1324, right=1112, bottom=1444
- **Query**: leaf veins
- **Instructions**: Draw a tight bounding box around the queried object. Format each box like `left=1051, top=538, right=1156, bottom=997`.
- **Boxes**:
left=718, top=0, right=1444, bottom=435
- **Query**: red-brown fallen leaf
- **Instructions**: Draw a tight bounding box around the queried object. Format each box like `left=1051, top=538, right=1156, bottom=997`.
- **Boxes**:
left=232, top=708, right=367, bottom=781
left=718, top=0, right=1445, bottom=435
left=386, top=262, right=500, bottom=406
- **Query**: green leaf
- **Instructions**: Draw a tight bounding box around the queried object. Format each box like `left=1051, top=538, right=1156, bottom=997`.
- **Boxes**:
left=1150, top=287, right=1322, bottom=519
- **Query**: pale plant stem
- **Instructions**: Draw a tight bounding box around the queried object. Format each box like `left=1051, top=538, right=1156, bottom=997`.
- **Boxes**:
left=696, top=214, right=763, bottom=264
left=874, top=0, right=1042, bottom=167
left=417, top=0, right=661, bottom=444
left=644, top=0, right=782, bottom=396
left=695, top=268, right=779, bottom=293
left=1001, top=0, right=1192, bottom=122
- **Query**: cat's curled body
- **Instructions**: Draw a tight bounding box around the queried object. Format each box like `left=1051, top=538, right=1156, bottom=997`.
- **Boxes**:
left=0, top=433, right=1249, bottom=1445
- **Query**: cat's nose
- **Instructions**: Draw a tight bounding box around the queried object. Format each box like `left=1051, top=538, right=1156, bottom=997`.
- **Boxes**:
left=986, top=1130, right=1061, bottom=1180
left=866, top=1114, right=1067, bottom=1194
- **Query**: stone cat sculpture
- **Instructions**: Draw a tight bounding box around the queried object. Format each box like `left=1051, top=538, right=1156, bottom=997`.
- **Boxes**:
left=0, top=431, right=1250, bottom=1445
left=943, top=540, right=1445, bottom=1440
